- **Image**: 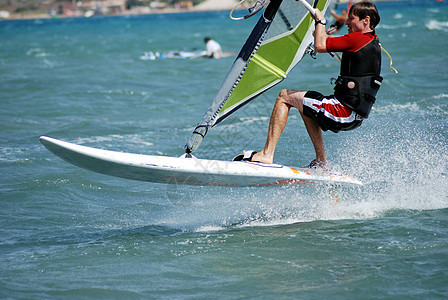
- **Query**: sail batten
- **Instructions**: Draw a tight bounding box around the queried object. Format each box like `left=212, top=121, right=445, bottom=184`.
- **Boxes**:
left=252, top=53, right=287, bottom=79
left=185, top=0, right=332, bottom=154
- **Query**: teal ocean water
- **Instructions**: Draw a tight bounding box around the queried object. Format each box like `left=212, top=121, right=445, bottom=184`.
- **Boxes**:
left=1, top=0, right=448, bottom=298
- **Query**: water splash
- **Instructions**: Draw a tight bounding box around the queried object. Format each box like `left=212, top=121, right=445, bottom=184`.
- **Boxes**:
left=159, top=120, right=447, bottom=232
left=337, top=120, right=448, bottom=213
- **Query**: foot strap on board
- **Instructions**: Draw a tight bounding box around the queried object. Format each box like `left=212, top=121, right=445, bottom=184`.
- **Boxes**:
left=232, top=150, right=257, bottom=162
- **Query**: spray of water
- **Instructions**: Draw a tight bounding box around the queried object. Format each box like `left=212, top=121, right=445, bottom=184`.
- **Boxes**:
left=161, top=117, right=447, bottom=231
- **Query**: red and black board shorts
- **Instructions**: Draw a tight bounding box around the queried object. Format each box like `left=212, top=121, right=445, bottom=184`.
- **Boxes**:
left=302, top=91, right=363, bottom=133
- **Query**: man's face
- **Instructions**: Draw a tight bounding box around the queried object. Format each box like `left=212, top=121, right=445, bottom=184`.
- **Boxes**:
left=345, top=14, right=365, bottom=33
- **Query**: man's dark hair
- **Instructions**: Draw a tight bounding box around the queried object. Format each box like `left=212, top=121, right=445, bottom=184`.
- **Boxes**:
left=350, top=1, right=380, bottom=30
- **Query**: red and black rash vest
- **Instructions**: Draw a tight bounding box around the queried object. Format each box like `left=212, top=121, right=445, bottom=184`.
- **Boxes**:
left=326, top=32, right=383, bottom=118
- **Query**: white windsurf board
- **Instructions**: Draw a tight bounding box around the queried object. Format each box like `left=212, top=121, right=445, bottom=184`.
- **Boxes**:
left=39, top=136, right=362, bottom=187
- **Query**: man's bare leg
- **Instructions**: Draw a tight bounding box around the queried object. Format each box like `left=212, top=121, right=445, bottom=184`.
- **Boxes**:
left=252, top=89, right=328, bottom=166
left=252, top=89, right=306, bottom=164
left=300, top=111, right=327, bottom=165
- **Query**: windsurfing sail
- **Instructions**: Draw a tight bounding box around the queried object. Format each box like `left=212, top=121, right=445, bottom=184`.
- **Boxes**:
left=185, top=0, right=333, bottom=154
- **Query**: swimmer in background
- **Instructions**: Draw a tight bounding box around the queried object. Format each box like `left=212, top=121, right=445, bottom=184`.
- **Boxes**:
left=328, top=8, right=348, bottom=34
left=204, top=37, right=222, bottom=59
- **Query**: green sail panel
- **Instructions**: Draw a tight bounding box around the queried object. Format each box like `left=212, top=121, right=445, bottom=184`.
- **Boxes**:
left=185, top=0, right=332, bottom=153
left=216, top=12, right=314, bottom=121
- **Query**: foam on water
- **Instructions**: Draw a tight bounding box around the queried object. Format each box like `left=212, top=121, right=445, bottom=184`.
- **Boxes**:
left=380, top=21, right=416, bottom=30
left=153, top=117, right=448, bottom=233
left=74, top=134, right=154, bottom=148
left=426, top=19, right=448, bottom=31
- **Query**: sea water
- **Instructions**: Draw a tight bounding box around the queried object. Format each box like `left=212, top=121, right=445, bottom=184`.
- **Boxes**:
left=1, top=0, right=447, bottom=298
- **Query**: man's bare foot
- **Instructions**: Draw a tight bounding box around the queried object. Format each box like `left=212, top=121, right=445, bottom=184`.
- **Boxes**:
left=251, top=151, right=273, bottom=164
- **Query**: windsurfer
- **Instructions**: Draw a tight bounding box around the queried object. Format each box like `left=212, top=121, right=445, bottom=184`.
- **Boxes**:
left=204, top=37, right=222, bottom=59
left=328, top=8, right=347, bottom=34
left=250, top=1, right=382, bottom=169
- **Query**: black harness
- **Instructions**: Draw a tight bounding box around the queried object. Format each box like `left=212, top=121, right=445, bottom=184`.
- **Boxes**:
left=334, top=33, right=383, bottom=118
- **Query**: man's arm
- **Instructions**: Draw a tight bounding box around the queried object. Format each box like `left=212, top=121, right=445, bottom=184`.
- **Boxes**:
left=313, top=9, right=330, bottom=53
left=330, top=9, right=338, bottom=19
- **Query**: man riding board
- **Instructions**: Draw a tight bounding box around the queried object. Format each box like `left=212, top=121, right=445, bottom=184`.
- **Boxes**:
left=243, top=1, right=382, bottom=170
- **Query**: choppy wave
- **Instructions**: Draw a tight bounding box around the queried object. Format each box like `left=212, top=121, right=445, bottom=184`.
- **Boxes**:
left=0, top=146, right=27, bottom=163
left=26, top=48, right=49, bottom=57
left=75, top=134, right=154, bottom=148
left=426, top=19, right=448, bottom=31
left=380, top=21, right=415, bottom=30
left=433, top=93, right=448, bottom=99
left=373, top=102, right=421, bottom=114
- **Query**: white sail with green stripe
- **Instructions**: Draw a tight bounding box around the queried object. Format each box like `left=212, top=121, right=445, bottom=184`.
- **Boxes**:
left=185, top=0, right=333, bottom=154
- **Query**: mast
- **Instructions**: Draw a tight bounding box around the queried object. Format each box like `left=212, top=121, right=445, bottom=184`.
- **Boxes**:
left=185, top=0, right=284, bottom=154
